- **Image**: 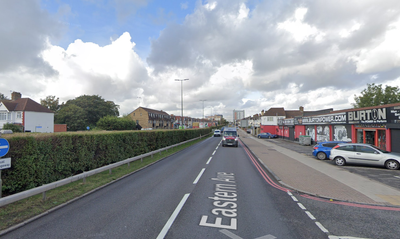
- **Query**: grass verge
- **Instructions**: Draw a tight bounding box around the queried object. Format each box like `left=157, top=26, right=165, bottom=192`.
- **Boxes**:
left=0, top=136, right=208, bottom=231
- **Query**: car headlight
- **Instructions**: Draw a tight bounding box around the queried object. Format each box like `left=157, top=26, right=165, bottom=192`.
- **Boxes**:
left=235, top=137, right=238, bottom=141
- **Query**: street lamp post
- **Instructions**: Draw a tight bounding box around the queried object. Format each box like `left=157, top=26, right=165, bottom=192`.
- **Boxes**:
left=175, top=79, right=189, bottom=129
left=200, top=100, right=206, bottom=120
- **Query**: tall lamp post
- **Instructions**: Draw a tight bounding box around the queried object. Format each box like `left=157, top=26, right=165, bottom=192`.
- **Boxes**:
left=200, top=100, right=206, bottom=120
left=175, top=79, right=189, bottom=129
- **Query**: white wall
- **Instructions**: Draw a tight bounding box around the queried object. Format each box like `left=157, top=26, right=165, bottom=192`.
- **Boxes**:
left=24, top=112, right=54, bottom=133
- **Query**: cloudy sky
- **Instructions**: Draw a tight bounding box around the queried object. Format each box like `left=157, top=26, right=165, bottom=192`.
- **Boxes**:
left=1, top=0, right=400, bottom=121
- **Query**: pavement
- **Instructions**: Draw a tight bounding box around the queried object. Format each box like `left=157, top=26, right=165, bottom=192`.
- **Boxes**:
left=238, top=129, right=400, bottom=206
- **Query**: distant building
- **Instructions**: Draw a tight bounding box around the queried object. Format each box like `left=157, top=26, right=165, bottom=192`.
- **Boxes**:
left=128, top=107, right=174, bottom=129
left=0, top=92, right=54, bottom=133
left=233, top=110, right=245, bottom=122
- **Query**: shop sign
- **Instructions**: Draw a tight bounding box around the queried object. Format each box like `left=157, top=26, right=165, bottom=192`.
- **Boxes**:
left=355, top=124, right=386, bottom=128
left=301, top=113, right=347, bottom=125
left=283, top=118, right=294, bottom=126
left=348, top=108, right=386, bottom=124
left=387, top=106, right=400, bottom=124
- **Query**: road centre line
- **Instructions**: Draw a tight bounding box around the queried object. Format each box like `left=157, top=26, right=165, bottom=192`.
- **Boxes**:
left=212, top=150, right=216, bottom=155
left=291, top=196, right=298, bottom=202
left=156, top=193, right=190, bottom=239
left=297, top=203, right=306, bottom=210
left=193, top=168, right=206, bottom=184
left=206, top=157, right=212, bottom=165
left=315, top=222, right=329, bottom=233
left=305, top=211, right=316, bottom=220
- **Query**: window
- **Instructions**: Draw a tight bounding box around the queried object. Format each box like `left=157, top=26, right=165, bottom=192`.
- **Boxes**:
left=356, top=146, right=377, bottom=154
left=17, top=112, right=22, bottom=119
left=0, top=112, right=10, bottom=121
left=337, top=145, right=354, bottom=151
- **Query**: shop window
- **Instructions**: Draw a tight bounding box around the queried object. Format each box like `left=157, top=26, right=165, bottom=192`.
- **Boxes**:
left=357, top=129, right=363, bottom=143
left=377, top=130, right=386, bottom=151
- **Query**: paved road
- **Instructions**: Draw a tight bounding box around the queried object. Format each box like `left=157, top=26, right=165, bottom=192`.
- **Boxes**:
left=2, top=137, right=328, bottom=239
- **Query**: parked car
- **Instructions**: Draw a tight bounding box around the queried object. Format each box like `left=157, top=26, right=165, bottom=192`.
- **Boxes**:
left=329, top=143, right=400, bottom=170
left=257, top=132, right=277, bottom=139
left=214, top=130, right=221, bottom=137
left=222, top=127, right=239, bottom=147
left=312, top=141, right=350, bottom=160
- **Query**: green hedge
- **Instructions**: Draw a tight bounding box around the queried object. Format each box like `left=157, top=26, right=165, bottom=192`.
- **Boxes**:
left=1, top=128, right=211, bottom=196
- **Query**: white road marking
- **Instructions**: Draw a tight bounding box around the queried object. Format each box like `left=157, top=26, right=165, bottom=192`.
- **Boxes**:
left=212, top=150, right=216, bottom=155
left=305, top=211, right=316, bottom=220
left=156, top=193, right=190, bottom=239
left=219, top=229, right=277, bottom=239
left=287, top=191, right=293, bottom=196
left=220, top=229, right=243, bottom=239
left=315, top=222, right=329, bottom=233
left=394, top=176, right=400, bottom=179
left=297, top=203, right=306, bottom=210
left=193, top=168, right=205, bottom=184
left=206, top=157, right=212, bottom=164
left=291, top=196, right=298, bottom=202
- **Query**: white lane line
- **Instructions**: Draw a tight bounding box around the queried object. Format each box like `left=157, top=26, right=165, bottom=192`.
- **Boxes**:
left=287, top=191, right=293, bottom=196
left=212, top=150, right=216, bottom=155
left=220, top=229, right=243, bottom=239
left=315, top=222, right=329, bottom=233
left=291, top=196, right=298, bottom=202
left=305, top=211, right=316, bottom=220
left=206, top=157, right=212, bottom=165
left=297, top=203, right=306, bottom=210
left=156, top=193, right=190, bottom=239
left=193, top=168, right=205, bottom=184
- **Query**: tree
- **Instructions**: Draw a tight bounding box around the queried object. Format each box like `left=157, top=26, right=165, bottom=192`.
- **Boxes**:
left=40, top=95, right=60, bottom=112
left=55, top=95, right=120, bottom=131
left=66, top=95, right=119, bottom=126
left=0, top=92, right=10, bottom=100
left=55, top=104, right=88, bottom=131
left=353, top=83, right=400, bottom=108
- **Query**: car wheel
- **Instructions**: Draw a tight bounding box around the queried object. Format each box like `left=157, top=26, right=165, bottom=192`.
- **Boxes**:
left=335, top=157, right=346, bottom=166
left=316, top=152, right=327, bottom=160
left=385, top=160, right=400, bottom=170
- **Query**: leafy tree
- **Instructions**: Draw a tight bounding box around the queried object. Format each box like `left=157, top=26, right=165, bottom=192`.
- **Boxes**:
left=65, top=95, right=119, bottom=126
left=97, top=115, right=136, bottom=130
left=55, top=104, right=88, bottom=131
left=353, top=83, right=400, bottom=108
left=40, top=95, right=60, bottom=112
left=0, top=92, right=10, bottom=100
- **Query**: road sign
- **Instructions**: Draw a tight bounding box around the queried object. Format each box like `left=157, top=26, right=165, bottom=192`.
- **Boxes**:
left=0, top=158, right=11, bottom=169
left=0, top=138, right=10, bottom=157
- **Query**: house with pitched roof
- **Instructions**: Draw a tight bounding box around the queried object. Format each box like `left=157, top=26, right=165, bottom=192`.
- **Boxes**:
left=0, top=92, right=54, bottom=133
left=128, top=107, right=174, bottom=129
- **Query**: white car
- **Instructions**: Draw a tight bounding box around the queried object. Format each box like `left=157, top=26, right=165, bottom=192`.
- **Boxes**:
left=329, top=143, right=400, bottom=170
left=214, top=130, right=221, bottom=137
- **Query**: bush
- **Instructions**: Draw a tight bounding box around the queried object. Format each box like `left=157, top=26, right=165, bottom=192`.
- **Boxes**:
left=1, top=128, right=211, bottom=195
left=2, top=123, right=22, bottom=132
left=96, top=116, right=136, bottom=130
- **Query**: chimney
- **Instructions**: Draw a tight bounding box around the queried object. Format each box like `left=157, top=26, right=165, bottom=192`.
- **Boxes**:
left=299, top=106, right=304, bottom=112
left=11, top=92, right=21, bottom=101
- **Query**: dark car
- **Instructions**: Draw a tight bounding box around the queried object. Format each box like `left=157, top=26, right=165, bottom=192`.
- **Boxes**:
left=312, top=141, right=350, bottom=160
left=257, top=132, right=277, bottom=139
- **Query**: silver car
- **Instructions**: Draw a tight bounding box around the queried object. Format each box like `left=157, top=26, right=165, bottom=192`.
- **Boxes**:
left=329, top=143, right=400, bottom=170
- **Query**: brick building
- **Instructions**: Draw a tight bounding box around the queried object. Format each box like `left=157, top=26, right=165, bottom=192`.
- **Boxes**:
left=128, top=107, right=174, bottom=129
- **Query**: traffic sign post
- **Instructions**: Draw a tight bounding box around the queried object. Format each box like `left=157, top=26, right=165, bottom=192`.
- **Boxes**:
left=0, top=138, right=11, bottom=198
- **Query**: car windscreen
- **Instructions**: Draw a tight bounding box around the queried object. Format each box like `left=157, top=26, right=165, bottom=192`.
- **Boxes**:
left=224, top=131, right=237, bottom=136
